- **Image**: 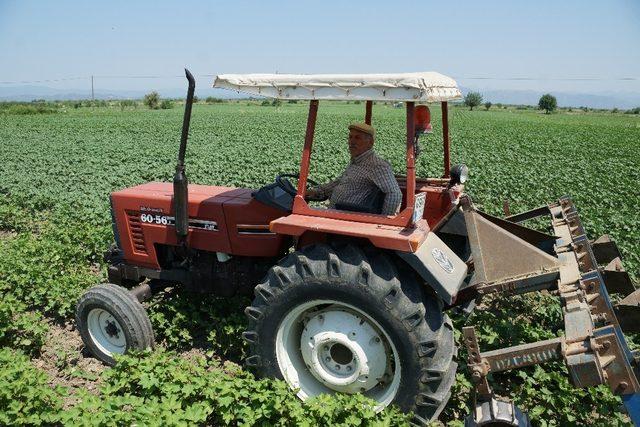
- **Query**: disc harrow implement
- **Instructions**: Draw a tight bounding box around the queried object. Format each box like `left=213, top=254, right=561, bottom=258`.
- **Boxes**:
left=463, top=196, right=640, bottom=426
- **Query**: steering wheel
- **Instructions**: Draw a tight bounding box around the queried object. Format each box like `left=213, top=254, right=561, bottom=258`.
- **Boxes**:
left=275, top=173, right=318, bottom=197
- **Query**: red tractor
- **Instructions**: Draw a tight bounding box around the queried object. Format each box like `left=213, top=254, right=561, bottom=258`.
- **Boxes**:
left=76, top=70, right=640, bottom=425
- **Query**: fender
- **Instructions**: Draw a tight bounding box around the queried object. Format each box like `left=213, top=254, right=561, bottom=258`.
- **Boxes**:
left=396, top=232, right=468, bottom=305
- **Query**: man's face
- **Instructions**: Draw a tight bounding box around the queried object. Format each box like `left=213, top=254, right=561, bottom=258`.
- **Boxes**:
left=348, top=129, right=373, bottom=158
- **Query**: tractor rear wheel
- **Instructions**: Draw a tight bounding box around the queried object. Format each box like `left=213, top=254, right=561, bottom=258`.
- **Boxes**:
left=76, top=283, right=155, bottom=365
left=243, top=243, right=456, bottom=424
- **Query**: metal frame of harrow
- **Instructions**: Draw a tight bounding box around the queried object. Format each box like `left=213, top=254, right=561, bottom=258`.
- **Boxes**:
left=462, top=196, right=640, bottom=424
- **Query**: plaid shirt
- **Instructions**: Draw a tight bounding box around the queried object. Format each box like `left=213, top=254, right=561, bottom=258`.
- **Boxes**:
left=313, top=149, right=402, bottom=215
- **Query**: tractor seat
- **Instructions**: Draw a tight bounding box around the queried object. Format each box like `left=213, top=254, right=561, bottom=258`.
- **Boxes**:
left=334, top=190, right=385, bottom=214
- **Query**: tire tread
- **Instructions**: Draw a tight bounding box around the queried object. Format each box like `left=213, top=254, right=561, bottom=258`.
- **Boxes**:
left=244, top=243, right=456, bottom=424
left=75, top=283, right=154, bottom=365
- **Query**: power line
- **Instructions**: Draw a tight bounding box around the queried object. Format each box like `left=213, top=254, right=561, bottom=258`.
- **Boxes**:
left=0, top=74, right=218, bottom=84
left=0, top=76, right=87, bottom=84
left=93, top=75, right=183, bottom=79
left=455, top=76, right=639, bottom=81
left=0, top=74, right=638, bottom=88
left=94, top=74, right=218, bottom=79
left=0, top=74, right=638, bottom=85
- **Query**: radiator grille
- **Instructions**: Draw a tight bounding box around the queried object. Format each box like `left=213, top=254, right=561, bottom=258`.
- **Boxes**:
left=127, top=211, right=147, bottom=254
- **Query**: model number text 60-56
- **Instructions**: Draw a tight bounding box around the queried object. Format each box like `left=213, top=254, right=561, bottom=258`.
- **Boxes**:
left=140, top=213, right=173, bottom=225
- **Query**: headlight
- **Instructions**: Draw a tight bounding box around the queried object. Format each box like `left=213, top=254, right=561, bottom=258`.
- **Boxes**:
left=450, top=164, right=469, bottom=185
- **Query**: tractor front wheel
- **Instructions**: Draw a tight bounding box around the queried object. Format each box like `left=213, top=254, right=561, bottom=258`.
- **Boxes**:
left=76, top=283, right=155, bottom=365
left=243, top=243, right=456, bottom=424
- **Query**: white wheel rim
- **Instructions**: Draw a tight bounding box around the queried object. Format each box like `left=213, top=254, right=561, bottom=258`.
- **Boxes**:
left=87, top=308, right=126, bottom=356
left=276, top=299, right=401, bottom=410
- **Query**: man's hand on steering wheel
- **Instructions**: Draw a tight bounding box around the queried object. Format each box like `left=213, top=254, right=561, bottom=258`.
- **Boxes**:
left=305, top=187, right=322, bottom=200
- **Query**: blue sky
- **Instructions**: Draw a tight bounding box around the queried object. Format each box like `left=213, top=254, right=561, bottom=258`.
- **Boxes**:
left=1, top=0, right=639, bottom=95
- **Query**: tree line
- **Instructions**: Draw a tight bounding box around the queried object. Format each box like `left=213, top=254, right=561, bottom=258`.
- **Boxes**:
left=464, top=91, right=558, bottom=113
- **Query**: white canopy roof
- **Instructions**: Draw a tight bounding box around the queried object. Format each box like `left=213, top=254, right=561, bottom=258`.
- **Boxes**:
left=213, top=72, right=461, bottom=102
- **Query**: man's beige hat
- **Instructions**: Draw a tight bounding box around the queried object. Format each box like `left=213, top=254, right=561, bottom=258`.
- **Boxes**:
left=348, top=122, right=375, bottom=138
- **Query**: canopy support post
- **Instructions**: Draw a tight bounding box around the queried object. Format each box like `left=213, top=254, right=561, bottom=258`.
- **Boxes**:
left=365, top=101, right=372, bottom=125
left=294, top=100, right=319, bottom=206
left=442, top=101, right=451, bottom=178
left=406, top=102, right=416, bottom=210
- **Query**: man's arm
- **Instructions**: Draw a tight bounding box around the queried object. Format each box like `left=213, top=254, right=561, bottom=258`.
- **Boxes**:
left=307, top=177, right=340, bottom=200
left=371, top=163, right=402, bottom=215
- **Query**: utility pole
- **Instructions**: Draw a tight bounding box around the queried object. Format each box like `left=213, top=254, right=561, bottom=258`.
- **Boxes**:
left=91, top=75, right=94, bottom=100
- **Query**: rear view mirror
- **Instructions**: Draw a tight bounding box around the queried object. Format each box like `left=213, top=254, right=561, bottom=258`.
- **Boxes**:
left=414, top=105, right=432, bottom=135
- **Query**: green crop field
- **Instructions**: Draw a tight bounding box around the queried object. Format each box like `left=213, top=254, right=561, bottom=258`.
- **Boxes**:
left=0, top=102, right=638, bottom=425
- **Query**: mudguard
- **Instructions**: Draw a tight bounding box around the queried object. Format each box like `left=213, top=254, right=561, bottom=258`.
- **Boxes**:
left=396, top=232, right=468, bottom=305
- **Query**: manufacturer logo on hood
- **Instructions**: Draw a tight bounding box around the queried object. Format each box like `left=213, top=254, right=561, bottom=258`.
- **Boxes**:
left=140, top=206, right=164, bottom=213
left=431, top=248, right=454, bottom=274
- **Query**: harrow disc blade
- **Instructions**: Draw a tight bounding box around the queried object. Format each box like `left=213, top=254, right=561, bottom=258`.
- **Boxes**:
left=591, top=235, right=622, bottom=265
left=464, top=397, right=531, bottom=427
left=603, top=257, right=636, bottom=296
left=615, top=289, right=640, bottom=334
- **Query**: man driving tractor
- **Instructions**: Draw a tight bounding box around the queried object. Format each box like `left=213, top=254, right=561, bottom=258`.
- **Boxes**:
left=306, top=123, right=402, bottom=215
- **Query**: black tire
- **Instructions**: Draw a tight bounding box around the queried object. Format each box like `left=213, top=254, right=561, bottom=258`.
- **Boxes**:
left=76, top=283, right=155, bottom=366
left=243, top=243, right=456, bottom=424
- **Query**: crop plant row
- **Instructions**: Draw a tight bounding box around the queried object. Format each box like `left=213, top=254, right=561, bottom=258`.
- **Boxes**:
left=0, top=103, right=637, bottom=425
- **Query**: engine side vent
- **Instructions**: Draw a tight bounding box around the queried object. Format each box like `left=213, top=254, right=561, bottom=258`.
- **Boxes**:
left=127, top=211, right=148, bottom=254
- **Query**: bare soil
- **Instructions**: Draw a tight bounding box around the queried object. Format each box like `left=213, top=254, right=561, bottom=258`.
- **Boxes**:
left=30, top=316, right=217, bottom=408
left=88, top=262, right=103, bottom=276
left=32, top=319, right=105, bottom=408
left=0, top=230, right=17, bottom=239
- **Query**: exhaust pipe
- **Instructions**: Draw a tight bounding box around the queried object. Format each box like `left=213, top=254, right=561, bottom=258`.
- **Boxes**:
left=173, top=68, right=195, bottom=244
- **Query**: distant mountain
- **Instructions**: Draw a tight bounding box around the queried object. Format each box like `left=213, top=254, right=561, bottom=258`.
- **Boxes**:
left=0, top=85, right=241, bottom=102
left=1, top=85, right=638, bottom=109
left=459, top=87, right=640, bottom=110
